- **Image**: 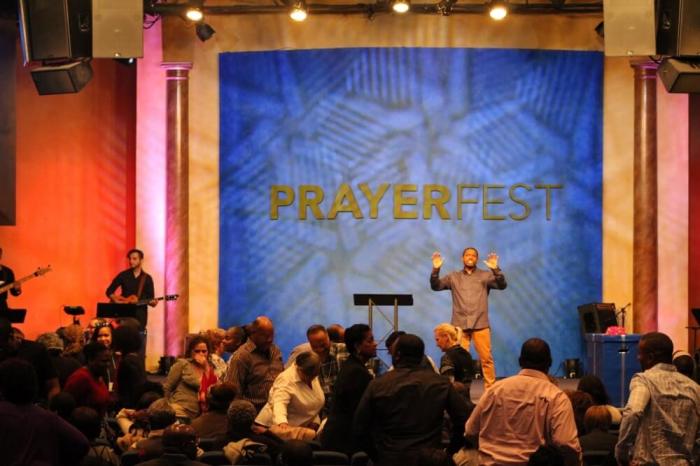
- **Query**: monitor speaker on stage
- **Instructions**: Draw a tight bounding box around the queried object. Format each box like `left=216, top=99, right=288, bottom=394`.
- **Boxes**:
left=657, top=0, right=700, bottom=57
left=23, top=0, right=92, bottom=61
left=659, top=58, right=700, bottom=93
left=578, top=302, right=618, bottom=335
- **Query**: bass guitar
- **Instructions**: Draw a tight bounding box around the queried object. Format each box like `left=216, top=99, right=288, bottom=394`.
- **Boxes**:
left=111, top=294, right=179, bottom=306
left=0, top=266, right=52, bottom=295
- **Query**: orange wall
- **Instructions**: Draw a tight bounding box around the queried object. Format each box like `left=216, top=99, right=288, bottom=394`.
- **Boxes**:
left=0, top=49, right=136, bottom=338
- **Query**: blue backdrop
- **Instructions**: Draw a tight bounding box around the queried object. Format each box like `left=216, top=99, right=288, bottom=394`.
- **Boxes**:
left=219, top=48, right=603, bottom=376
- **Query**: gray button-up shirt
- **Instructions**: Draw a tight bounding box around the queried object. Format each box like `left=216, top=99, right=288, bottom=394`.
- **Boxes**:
left=430, top=267, right=507, bottom=330
left=615, top=363, right=700, bottom=466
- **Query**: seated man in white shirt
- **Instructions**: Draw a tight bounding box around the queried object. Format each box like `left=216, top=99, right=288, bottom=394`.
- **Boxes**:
left=255, top=351, right=324, bottom=440
left=465, top=338, right=581, bottom=466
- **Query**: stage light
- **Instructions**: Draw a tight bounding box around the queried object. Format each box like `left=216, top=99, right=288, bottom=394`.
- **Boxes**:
left=196, top=22, right=216, bottom=41
left=391, top=0, right=410, bottom=14
left=185, top=7, right=203, bottom=22
left=289, top=1, right=308, bottom=21
left=489, top=0, right=508, bottom=20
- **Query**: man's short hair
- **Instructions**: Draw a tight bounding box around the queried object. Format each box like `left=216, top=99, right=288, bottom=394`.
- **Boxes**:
left=37, top=332, right=64, bottom=351
left=250, top=316, right=274, bottom=333
left=162, top=424, right=198, bottom=459
left=344, top=324, right=371, bottom=355
left=70, top=407, right=102, bottom=441
left=672, top=352, right=695, bottom=379
left=0, top=358, right=38, bottom=404
left=147, top=398, right=177, bottom=429
left=641, top=332, right=674, bottom=364
left=395, top=334, right=425, bottom=363
left=326, top=324, right=344, bottom=343
left=127, top=248, right=144, bottom=259
left=49, top=391, right=77, bottom=419
left=462, top=247, right=479, bottom=257
left=280, top=439, right=313, bottom=466
left=112, top=325, right=142, bottom=354
left=207, top=383, right=237, bottom=411
left=385, top=330, right=406, bottom=350
left=306, top=324, right=327, bottom=338
left=518, top=338, right=552, bottom=371
left=227, top=399, right=257, bottom=436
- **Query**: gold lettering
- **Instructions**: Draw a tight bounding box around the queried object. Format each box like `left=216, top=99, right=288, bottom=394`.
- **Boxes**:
left=456, top=184, right=479, bottom=220
left=299, top=185, right=325, bottom=220
left=270, top=185, right=295, bottom=220
left=482, top=184, right=506, bottom=220
left=359, top=183, right=389, bottom=219
left=327, top=183, right=363, bottom=219
left=509, top=183, right=532, bottom=221
left=393, top=184, right=418, bottom=219
left=535, top=184, right=563, bottom=221
left=423, top=184, right=451, bottom=219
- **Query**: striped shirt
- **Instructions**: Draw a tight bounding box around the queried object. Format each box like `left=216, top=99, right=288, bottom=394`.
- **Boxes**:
left=224, top=340, right=284, bottom=412
left=615, top=363, right=700, bottom=466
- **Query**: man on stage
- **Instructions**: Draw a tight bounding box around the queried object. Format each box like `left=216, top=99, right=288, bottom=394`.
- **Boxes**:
left=0, top=248, right=21, bottom=313
left=430, top=247, right=506, bottom=389
left=105, top=249, right=156, bottom=328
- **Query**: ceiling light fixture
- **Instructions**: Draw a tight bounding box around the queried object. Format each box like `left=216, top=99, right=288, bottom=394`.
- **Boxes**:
left=489, top=0, right=508, bottom=20
left=289, top=1, right=308, bottom=21
left=391, top=0, right=410, bottom=14
left=185, top=6, right=204, bottom=22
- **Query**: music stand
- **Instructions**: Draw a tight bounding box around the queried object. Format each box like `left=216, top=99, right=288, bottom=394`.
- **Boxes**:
left=3, top=309, right=26, bottom=324
left=97, top=303, right=146, bottom=329
left=353, top=293, right=413, bottom=331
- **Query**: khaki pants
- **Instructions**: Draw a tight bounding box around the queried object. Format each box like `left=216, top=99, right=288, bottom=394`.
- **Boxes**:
left=460, top=327, right=495, bottom=389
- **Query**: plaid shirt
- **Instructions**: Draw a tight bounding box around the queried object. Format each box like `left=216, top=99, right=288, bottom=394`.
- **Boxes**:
left=615, top=363, right=700, bottom=465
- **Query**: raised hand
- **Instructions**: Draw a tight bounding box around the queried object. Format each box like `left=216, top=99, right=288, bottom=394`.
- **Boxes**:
left=483, top=252, right=499, bottom=270
left=432, top=251, right=444, bottom=269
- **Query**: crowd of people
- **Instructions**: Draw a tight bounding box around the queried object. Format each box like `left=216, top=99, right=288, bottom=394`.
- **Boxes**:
left=0, top=313, right=698, bottom=466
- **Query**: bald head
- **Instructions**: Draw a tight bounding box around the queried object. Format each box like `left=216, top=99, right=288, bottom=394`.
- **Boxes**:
left=249, top=316, right=275, bottom=352
left=519, top=338, right=552, bottom=373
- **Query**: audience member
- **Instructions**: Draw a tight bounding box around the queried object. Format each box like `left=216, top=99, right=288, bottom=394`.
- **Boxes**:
left=127, top=398, right=178, bottom=460
left=91, top=321, right=113, bottom=347
left=255, top=351, right=324, bottom=439
left=0, top=317, right=60, bottom=401
left=577, top=374, right=622, bottom=425
left=0, top=358, right=89, bottom=465
left=115, top=390, right=162, bottom=441
left=49, top=390, right=77, bottom=420
left=190, top=382, right=237, bottom=441
left=320, top=323, right=376, bottom=454
left=224, top=399, right=284, bottom=462
left=206, top=328, right=228, bottom=379
left=164, top=334, right=218, bottom=419
left=61, top=323, right=87, bottom=364
left=386, top=329, right=438, bottom=372
left=137, top=424, right=209, bottom=466
left=279, top=439, right=313, bottom=466
left=673, top=350, right=697, bottom=381
left=222, top=326, right=246, bottom=360
left=434, top=323, right=474, bottom=386
left=465, top=338, right=581, bottom=466
left=37, top=331, right=81, bottom=388
left=354, top=334, right=470, bottom=466
left=615, top=332, right=700, bottom=466
left=64, top=341, right=113, bottom=416
left=286, top=324, right=347, bottom=414
left=579, top=405, right=617, bottom=455
left=113, top=324, right=154, bottom=409
left=327, top=323, right=345, bottom=343
left=564, top=390, right=594, bottom=437
left=224, top=316, right=284, bottom=412
left=70, top=406, right=120, bottom=466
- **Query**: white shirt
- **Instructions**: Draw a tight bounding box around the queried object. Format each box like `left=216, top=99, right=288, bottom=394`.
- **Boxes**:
left=255, top=364, right=325, bottom=427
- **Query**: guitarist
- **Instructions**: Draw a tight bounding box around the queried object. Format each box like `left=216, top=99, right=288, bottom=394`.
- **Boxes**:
left=105, top=249, right=157, bottom=328
left=0, top=247, right=21, bottom=313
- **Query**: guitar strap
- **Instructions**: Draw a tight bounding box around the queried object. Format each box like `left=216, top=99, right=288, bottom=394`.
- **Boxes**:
left=136, top=272, right=147, bottom=299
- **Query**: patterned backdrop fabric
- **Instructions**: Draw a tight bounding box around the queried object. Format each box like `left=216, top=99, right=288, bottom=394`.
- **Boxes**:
left=220, top=48, right=603, bottom=376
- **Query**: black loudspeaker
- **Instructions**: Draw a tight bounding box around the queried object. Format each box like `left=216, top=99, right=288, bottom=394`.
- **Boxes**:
left=659, top=58, right=700, bottom=93
left=26, top=0, right=91, bottom=61
left=658, top=0, right=700, bottom=57
left=30, top=61, right=93, bottom=95
left=577, top=303, right=618, bottom=335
